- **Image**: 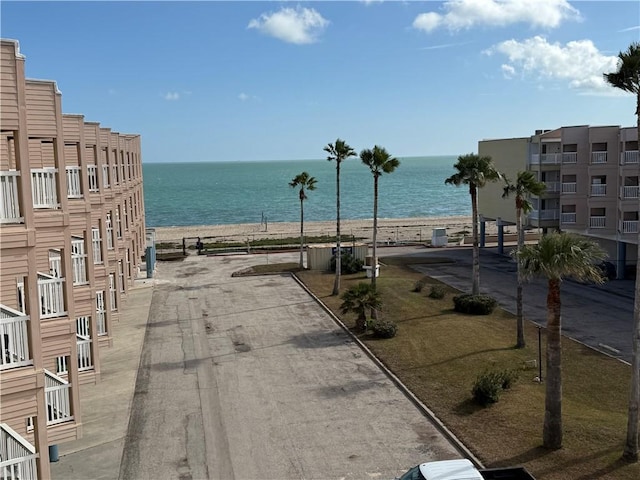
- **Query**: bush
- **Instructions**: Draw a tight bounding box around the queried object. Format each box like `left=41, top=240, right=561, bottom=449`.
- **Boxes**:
left=330, top=252, right=364, bottom=274
left=413, top=279, right=426, bottom=292
left=495, top=368, right=519, bottom=390
left=453, top=294, right=498, bottom=315
left=371, top=320, right=398, bottom=339
left=428, top=285, right=446, bottom=299
left=472, top=371, right=503, bottom=406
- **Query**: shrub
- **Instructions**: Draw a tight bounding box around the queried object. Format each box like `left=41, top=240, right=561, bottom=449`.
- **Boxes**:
left=453, top=294, right=498, bottom=315
left=428, top=285, right=446, bottom=299
left=330, top=253, right=364, bottom=274
left=495, top=368, right=519, bottom=390
left=472, top=371, right=503, bottom=406
left=413, top=279, right=426, bottom=292
left=371, top=320, right=398, bottom=339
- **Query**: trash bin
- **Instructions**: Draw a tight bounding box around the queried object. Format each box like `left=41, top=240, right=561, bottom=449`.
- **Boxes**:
left=431, top=228, right=448, bottom=247
left=49, top=444, right=59, bottom=462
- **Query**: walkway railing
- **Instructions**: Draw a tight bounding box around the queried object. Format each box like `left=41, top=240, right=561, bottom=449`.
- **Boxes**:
left=31, top=168, right=59, bottom=209
left=66, top=166, right=82, bottom=198
left=0, top=304, right=31, bottom=371
left=0, top=423, right=38, bottom=480
left=37, top=273, right=66, bottom=319
left=0, top=171, right=23, bottom=223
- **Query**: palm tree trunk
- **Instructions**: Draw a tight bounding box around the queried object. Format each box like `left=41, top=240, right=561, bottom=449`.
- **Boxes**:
left=516, top=205, right=525, bottom=348
left=356, top=311, right=367, bottom=331
left=470, top=185, right=480, bottom=295
left=332, top=162, right=341, bottom=295
left=623, top=95, right=640, bottom=461
left=372, top=176, right=379, bottom=289
left=543, top=278, right=563, bottom=450
left=299, top=195, right=304, bottom=269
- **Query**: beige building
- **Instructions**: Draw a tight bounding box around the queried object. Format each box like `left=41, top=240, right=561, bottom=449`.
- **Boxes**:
left=478, top=125, right=639, bottom=278
left=1, top=39, right=145, bottom=479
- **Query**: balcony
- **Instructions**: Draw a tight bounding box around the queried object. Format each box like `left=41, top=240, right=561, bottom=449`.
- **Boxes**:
left=31, top=169, right=59, bottom=209
left=529, top=209, right=559, bottom=221
left=0, top=305, right=31, bottom=371
left=622, top=186, right=640, bottom=199
left=87, top=165, right=99, bottom=193
left=589, top=216, right=606, bottom=228
left=561, top=182, right=577, bottom=194
left=621, top=151, right=639, bottom=165
left=561, top=213, right=577, bottom=224
left=37, top=273, right=66, bottom=319
left=1, top=171, right=23, bottom=224
left=530, top=153, right=561, bottom=165
left=591, top=152, right=607, bottom=164
left=65, top=166, right=82, bottom=199
left=562, top=152, right=577, bottom=164
left=544, top=181, right=560, bottom=193
left=622, top=220, right=638, bottom=234
left=44, top=370, right=73, bottom=425
left=590, top=184, right=606, bottom=196
left=0, top=423, right=38, bottom=480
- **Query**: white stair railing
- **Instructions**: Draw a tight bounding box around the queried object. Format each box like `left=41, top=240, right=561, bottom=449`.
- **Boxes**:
left=0, top=305, right=31, bottom=370
left=0, top=171, right=23, bottom=224
left=44, top=369, right=73, bottom=425
left=0, top=423, right=38, bottom=480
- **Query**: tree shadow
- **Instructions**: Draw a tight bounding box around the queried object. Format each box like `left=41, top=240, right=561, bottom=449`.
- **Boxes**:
left=288, top=329, right=352, bottom=349
left=453, top=398, right=484, bottom=416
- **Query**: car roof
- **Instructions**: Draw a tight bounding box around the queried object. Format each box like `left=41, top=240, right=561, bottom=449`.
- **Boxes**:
left=418, top=459, right=484, bottom=480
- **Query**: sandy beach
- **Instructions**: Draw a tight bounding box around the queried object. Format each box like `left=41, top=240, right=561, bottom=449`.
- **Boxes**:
left=151, top=215, right=500, bottom=244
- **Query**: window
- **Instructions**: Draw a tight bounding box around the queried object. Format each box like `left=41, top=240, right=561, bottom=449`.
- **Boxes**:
left=17, top=277, right=26, bottom=313
left=92, top=226, right=103, bottom=264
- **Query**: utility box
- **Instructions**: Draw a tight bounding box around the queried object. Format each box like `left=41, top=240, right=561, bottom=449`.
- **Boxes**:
left=431, top=228, right=448, bottom=247
left=307, top=243, right=368, bottom=271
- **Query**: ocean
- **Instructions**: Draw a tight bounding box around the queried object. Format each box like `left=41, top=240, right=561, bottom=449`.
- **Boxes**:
left=142, top=156, right=470, bottom=228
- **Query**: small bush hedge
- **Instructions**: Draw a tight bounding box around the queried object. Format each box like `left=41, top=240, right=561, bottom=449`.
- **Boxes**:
left=371, top=320, right=398, bottom=339
left=428, top=285, right=446, bottom=299
left=413, top=279, right=426, bottom=292
left=472, top=371, right=504, bottom=406
left=330, top=253, right=364, bottom=274
left=453, top=294, right=497, bottom=315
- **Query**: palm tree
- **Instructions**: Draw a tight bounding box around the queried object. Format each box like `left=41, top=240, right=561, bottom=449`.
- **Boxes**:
left=502, top=171, right=546, bottom=348
left=360, top=146, right=400, bottom=289
left=604, top=41, right=640, bottom=463
left=517, top=232, right=606, bottom=449
left=324, top=139, right=357, bottom=295
left=445, top=154, right=503, bottom=295
left=340, top=282, right=382, bottom=331
left=289, top=172, right=317, bottom=269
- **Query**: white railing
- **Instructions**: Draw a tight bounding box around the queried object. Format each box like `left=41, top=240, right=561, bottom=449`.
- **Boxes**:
left=44, top=369, right=73, bottom=425
left=530, top=209, right=559, bottom=220
left=561, top=213, right=576, bottom=224
left=622, top=220, right=638, bottom=233
left=96, top=292, right=106, bottom=336
left=590, top=184, right=607, bottom=196
left=71, top=238, right=87, bottom=286
left=0, top=305, right=31, bottom=370
left=589, top=216, right=606, bottom=228
left=37, top=273, right=66, bottom=319
left=562, top=152, right=577, bottom=164
left=591, top=152, right=607, bottom=164
left=0, top=423, right=38, bottom=480
left=621, top=151, right=639, bottom=165
left=31, top=168, right=59, bottom=209
left=561, top=182, right=577, bottom=194
left=77, top=336, right=93, bottom=371
left=87, top=165, right=99, bottom=193
left=102, top=164, right=110, bottom=188
left=0, top=171, right=23, bottom=224
left=622, top=186, right=640, bottom=199
left=544, top=181, right=560, bottom=193
left=65, top=166, right=82, bottom=198
left=530, top=153, right=561, bottom=165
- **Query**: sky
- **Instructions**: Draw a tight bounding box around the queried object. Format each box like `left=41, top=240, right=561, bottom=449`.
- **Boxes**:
left=1, top=1, right=639, bottom=163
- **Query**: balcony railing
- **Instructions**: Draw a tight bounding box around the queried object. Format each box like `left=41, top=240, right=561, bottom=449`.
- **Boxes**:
left=530, top=153, right=561, bottom=165
left=37, top=273, right=66, bottom=319
left=31, top=168, right=59, bottom=209
left=77, top=335, right=93, bottom=371
left=87, top=165, right=99, bottom=193
left=0, top=423, right=38, bottom=480
left=544, top=181, right=560, bottom=193
left=590, top=184, right=606, bottom=196
left=621, top=150, right=639, bottom=165
left=622, top=220, right=638, bottom=234
left=589, top=216, right=606, bottom=228
left=622, top=186, right=640, bottom=199
left=0, top=305, right=31, bottom=371
left=591, top=152, right=607, bottom=164
left=66, top=166, right=82, bottom=199
left=562, top=152, right=577, bottom=164
left=44, top=369, right=73, bottom=425
left=561, top=182, right=577, bottom=194
left=0, top=171, right=23, bottom=224
left=102, top=165, right=110, bottom=188
left=529, top=209, right=559, bottom=221
left=561, top=213, right=577, bottom=224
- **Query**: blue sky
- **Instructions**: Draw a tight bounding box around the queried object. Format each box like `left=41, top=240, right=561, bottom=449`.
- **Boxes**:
left=2, top=1, right=639, bottom=163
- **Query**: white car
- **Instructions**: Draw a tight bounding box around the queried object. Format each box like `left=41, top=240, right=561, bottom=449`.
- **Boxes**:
left=398, top=459, right=484, bottom=480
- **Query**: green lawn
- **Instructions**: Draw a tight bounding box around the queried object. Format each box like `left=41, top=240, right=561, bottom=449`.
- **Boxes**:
left=294, top=260, right=639, bottom=480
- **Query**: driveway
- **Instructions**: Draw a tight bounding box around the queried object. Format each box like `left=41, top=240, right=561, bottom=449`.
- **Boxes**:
left=119, top=252, right=463, bottom=480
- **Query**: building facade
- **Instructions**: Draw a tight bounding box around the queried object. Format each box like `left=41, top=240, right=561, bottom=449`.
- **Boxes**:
left=1, top=39, right=145, bottom=479
left=478, top=125, right=639, bottom=278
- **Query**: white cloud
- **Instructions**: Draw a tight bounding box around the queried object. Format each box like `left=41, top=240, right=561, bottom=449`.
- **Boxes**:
left=485, top=36, right=620, bottom=93
left=238, top=93, right=249, bottom=101
left=618, top=25, right=640, bottom=33
left=248, top=6, right=329, bottom=44
left=163, top=92, right=180, bottom=101
left=413, top=0, right=580, bottom=33
left=501, top=64, right=516, bottom=78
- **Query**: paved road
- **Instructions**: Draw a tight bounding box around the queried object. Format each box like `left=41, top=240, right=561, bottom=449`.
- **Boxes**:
left=119, top=252, right=462, bottom=480
left=386, top=245, right=634, bottom=363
